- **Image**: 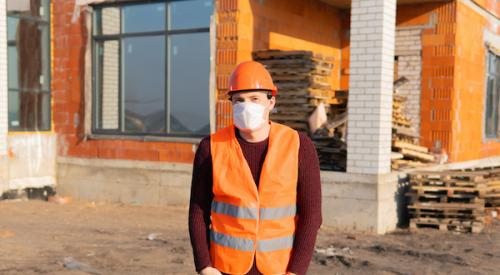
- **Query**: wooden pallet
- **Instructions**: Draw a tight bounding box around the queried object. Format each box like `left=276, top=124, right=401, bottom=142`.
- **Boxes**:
left=410, top=171, right=488, bottom=184
left=407, top=192, right=483, bottom=204
left=410, top=185, right=483, bottom=196
left=409, top=210, right=485, bottom=221
left=410, top=218, right=483, bottom=233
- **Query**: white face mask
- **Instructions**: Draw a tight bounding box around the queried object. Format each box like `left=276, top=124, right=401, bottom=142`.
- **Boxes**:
left=232, top=102, right=267, bottom=130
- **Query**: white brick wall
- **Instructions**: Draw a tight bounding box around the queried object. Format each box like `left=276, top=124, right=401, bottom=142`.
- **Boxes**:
left=101, top=8, right=120, bottom=129
left=0, top=0, right=8, bottom=155
left=395, top=27, right=423, bottom=135
left=347, top=0, right=396, bottom=174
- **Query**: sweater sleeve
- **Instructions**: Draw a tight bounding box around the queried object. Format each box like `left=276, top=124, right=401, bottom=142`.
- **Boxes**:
left=287, top=132, right=323, bottom=275
left=188, top=136, right=214, bottom=272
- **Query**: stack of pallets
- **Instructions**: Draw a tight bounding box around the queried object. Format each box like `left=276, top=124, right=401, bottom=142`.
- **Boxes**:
left=456, top=166, right=500, bottom=220
left=407, top=169, right=500, bottom=233
left=253, top=50, right=348, bottom=171
left=252, top=50, right=334, bottom=132
left=311, top=135, right=347, bottom=171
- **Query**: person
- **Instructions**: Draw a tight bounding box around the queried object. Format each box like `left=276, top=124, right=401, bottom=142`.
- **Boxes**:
left=189, top=61, right=322, bottom=275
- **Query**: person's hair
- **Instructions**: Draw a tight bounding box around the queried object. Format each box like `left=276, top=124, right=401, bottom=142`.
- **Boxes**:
left=228, top=90, right=273, bottom=101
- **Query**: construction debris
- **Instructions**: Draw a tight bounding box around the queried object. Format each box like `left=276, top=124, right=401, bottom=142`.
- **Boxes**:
left=253, top=49, right=347, bottom=171
left=407, top=166, right=500, bottom=233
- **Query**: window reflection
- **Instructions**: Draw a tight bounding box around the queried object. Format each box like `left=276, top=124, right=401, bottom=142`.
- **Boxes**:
left=123, top=36, right=166, bottom=133
left=93, top=0, right=213, bottom=137
left=169, top=33, right=210, bottom=135
left=7, top=0, right=50, bottom=131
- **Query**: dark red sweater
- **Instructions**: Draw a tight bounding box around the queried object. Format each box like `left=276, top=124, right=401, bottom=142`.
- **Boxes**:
left=188, top=128, right=322, bottom=275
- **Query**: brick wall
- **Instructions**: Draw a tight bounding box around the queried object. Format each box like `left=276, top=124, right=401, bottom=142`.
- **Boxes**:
left=452, top=1, right=500, bottom=161
left=419, top=2, right=456, bottom=158
left=346, top=0, right=396, bottom=174
left=471, top=0, right=500, bottom=18
left=216, top=0, right=345, bottom=129
left=395, top=27, right=424, bottom=135
left=52, top=0, right=195, bottom=163
left=341, top=2, right=454, bottom=154
left=215, top=0, right=238, bottom=129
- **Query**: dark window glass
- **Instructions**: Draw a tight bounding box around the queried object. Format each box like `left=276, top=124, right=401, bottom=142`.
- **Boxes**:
left=123, top=36, right=166, bottom=133
left=7, top=0, right=50, bottom=131
left=123, top=3, right=166, bottom=33
left=168, top=0, right=213, bottom=30
left=169, top=33, right=210, bottom=134
left=93, top=0, right=212, bottom=137
left=485, top=52, right=500, bottom=139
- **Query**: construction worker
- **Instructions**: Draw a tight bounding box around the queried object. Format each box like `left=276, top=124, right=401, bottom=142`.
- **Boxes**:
left=189, top=61, right=322, bottom=275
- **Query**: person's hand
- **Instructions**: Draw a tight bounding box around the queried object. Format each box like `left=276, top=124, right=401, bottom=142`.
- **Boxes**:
left=286, top=272, right=297, bottom=275
left=199, top=266, right=222, bottom=275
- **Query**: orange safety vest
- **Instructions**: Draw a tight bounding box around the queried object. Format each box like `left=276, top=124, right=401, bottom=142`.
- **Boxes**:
left=209, top=122, right=299, bottom=275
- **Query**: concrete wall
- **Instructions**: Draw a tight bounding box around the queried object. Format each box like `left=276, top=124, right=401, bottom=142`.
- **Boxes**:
left=321, top=171, right=401, bottom=234
left=7, top=134, right=57, bottom=190
left=56, top=156, right=403, bottom=234
left=57, top=157, right=192, bottom=206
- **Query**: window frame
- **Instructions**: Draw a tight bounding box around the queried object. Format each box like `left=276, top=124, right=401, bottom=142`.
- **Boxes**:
left=90, top=0, right=212, bottom=139
left=6, top=3, right=51, bottom=132
left=484, top=50, right=500, bottom=141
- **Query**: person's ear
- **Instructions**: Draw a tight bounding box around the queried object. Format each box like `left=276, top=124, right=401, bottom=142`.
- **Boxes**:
left=269, top=96, right=276, bottom=110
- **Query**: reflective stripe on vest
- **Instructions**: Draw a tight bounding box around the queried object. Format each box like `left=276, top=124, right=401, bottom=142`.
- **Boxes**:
left=211, top=201, right=296, bottom=220
left=211, top=201, right=258, bottom=219
left=210, top=230, right=294, bottom=252
left=210, top=230, right=255, bottom=251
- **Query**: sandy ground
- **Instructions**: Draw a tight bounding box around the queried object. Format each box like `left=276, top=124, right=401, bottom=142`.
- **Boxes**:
left=0, top=200, right=499, bottom=275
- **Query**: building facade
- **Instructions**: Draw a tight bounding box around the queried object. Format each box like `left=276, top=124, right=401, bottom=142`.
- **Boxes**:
left=1, top=0, right=499, bottom=233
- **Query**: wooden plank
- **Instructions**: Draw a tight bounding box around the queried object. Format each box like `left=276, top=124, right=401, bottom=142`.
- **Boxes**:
left=391, top=152, right=404, bottom=160
left=392, top=125, right=419, bottom=138
left=400, top=148, right=435, bottom=162
left=409, top=201, right=484, bottom=210
left=252, top=50, right=313, bottom=60
left=393, top=140, right=429, bottom=153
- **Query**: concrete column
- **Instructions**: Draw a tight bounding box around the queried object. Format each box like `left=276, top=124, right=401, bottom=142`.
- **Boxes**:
left=347, top=0, right=396, bottom=174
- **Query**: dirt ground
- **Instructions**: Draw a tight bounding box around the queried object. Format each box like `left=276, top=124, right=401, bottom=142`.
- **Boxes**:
left=0, top=200, right=499, bottom=275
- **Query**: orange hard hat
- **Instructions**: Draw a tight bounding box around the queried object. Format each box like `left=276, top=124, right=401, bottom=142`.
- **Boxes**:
left=228, top=61, right=278, bottom=96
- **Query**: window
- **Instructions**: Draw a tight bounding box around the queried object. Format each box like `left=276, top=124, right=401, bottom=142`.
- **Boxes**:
left=7, top=0, right=51, bottom=131
left=485, top=51, right=500, bottom=139
left=92, top=0, right=213, bottom=137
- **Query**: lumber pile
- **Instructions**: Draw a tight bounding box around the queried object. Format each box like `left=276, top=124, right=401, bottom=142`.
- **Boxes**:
left=252, top=50, right=335, bottom=131
left=253, top=50, right=348, bottom=171
left=407, top=167, right=500, bottom=233
left=391, top=80, right=436, bottom=170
